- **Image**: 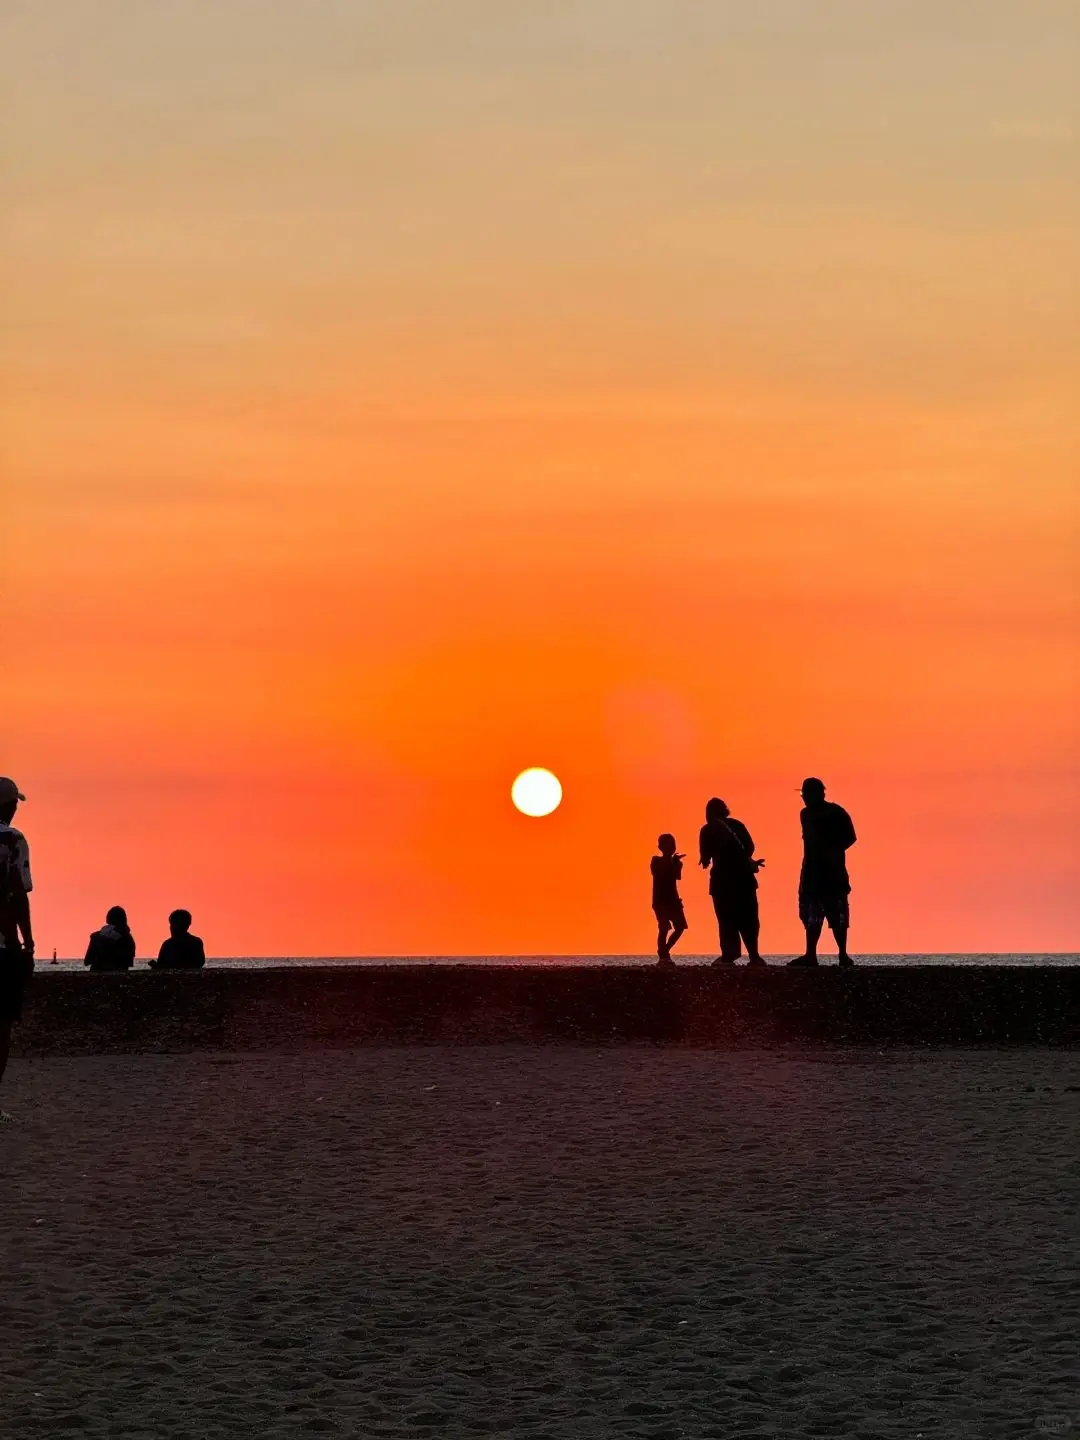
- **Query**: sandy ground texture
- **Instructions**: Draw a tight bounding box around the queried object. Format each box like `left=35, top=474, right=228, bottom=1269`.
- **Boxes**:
left=2, top=1048, right=1078, bottom=1440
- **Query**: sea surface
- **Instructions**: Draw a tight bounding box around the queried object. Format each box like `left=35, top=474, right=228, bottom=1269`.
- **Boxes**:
left=38, top=952, right=1080, bottom=969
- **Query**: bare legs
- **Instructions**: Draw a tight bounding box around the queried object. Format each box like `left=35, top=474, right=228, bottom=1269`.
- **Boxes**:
left=835, top=923, right=853, bottom=966
left=657, top=915, right=688, bottom=964
left=791, top=916, right=852, bottom=966
left=803, top=918, right=823, bottom=962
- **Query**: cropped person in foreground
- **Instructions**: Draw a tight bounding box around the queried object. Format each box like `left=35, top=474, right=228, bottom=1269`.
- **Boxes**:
left=699, top=798, right=765, bottom=965
left=790, top=777, right=857, bottom=967
left=150, top=909, right=206, bottom=970
left=0, top=778, right=34, bottom=1122
left=85, top=906, right=136, bottom=971
left=650, top=833, right=688, bottom=967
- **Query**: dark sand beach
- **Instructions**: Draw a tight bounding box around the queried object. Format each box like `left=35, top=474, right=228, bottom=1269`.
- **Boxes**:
left=3, top=1045, right=1078, bottom=1439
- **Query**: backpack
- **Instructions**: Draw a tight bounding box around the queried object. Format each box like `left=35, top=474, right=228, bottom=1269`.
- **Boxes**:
left=0, top=829, right=27, bottom=948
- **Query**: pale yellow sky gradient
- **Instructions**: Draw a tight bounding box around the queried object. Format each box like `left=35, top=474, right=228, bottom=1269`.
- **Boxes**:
left=3, top=1, right=1077, bottom=954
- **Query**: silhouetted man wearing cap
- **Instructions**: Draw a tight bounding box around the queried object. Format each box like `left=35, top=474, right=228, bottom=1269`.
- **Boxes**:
left=0, top=778, right=34, bottom=1120
left=789, top=777, right=856, bottom=967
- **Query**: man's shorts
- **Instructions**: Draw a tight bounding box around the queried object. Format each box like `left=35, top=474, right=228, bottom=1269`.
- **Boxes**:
left=653, top=900, right=687, bottom=928
left=0, top=944, right=31, bottom=1024
left=799, top=890, right=850, bottom=934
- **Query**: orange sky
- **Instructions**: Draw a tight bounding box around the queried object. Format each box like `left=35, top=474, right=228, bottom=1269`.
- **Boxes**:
left=4, top=2, right=1078, bottom=955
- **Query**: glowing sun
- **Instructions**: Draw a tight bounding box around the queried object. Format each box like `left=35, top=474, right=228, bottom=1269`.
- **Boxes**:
left=511, top=768, right=563, bottom=817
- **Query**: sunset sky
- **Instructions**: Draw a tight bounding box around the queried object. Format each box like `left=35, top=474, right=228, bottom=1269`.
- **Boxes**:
left=4, top=1, right=1078, bottom=956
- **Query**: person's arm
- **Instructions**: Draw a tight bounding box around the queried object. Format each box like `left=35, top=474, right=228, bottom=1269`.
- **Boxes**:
left=11, top=889, right=33, bottom=956
left=729, top=819, right=765, bottom=872
left=739, top=822, right=766, bottom=870
left=84, top=935, right=97, bottom=967
left=841, top=809, right=857, bottom=850
left=194, top=937, right=206, bottom=969
left=698, top=825, right=711, bottom=869
left=13, top=836, right=33, bottom=956
left=122, top=933, right=136, bottom=969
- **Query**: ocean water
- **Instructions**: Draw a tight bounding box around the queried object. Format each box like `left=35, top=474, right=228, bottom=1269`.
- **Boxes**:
left=39, top=953, right=1080, bottom=969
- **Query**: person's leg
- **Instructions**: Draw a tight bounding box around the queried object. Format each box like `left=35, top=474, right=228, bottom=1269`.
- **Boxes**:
left=656, top=915, right=671, bottom=960
left=788, top=894, right=822, bottom=965
left=716, top=906, right=741, bottom=963
left=0, top=950, right=16, bottom=1101
left=668, top=913, right=688, bottom=954
left=0, top=1017, right=16, bottom=1120
left=803, top=920, right=823, bottom=960
left=829, top=898, right=853, bottom=966
left=710, top=896, right=724, bottom=961
left=742, top=893, right=764, bottom=964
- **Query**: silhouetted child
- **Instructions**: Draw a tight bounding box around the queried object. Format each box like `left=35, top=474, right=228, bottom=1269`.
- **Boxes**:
left=150, top=910, right=206, bottom=970
left=651, top=834, right=687, bottom=966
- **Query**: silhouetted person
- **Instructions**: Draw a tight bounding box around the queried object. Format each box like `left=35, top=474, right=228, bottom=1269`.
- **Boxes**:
left=85, top=906, right=136, bottom=972
left=699, top=797, right=765, bottom=966
left=789, top=777, right=857, bottom=967
left=150, top=910, right=206, bottom=970
left=651, top=833, right=688, bottom=966
left=0, top=778, right=34, bottom=1121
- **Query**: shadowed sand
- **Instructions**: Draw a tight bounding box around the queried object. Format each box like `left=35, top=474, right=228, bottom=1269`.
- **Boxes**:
left=3, top=1048, right=1078, bottom=1438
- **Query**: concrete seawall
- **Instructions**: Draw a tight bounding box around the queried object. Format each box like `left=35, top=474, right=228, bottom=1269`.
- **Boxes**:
left=12, top=965, right=1080, bottom=1053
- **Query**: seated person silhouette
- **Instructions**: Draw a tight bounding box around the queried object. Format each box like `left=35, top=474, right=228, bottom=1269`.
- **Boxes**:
left=150, top=910, right=206, bottom=970
left=84, top=906, right=136, bottom=971
left=651, top=833, right=688, bottom=966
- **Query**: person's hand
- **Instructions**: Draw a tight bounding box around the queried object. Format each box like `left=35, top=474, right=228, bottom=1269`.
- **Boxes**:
left=752, top=859, right=766, bottom=871
left=23, top=937, right=35, bottom=957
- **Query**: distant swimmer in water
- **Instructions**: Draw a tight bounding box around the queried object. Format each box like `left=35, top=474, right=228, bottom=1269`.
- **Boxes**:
left=699, top=798, right=765, bottom=966
left=150, top=909, right=206, bottom=970
left=650, top=833, right=688, bottom=967
left=789, top=777, right=857, bottom=968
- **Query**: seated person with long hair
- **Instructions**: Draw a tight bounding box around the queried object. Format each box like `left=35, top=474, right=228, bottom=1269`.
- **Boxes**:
left=84, top=906, right=136, bottom=971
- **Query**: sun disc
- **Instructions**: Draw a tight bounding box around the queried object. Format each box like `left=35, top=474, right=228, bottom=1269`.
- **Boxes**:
left=511, top=768, right=563, bottom=817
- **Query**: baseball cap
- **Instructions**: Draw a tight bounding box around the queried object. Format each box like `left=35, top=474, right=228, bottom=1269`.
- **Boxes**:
left=0, top=778, right=26, bottom=804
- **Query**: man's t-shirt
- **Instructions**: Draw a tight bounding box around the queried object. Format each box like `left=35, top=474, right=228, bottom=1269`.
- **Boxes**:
left=0, top=823, right=33, bottom=951
left=156, top=933, right=206, bottom=970
left=650, top=855, right=683, bottom=910
left=800, top=802, right=857, bottom=896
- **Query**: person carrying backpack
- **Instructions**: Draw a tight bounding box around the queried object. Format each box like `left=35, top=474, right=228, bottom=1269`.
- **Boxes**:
left=0, top=778, right=34, bottom=1121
